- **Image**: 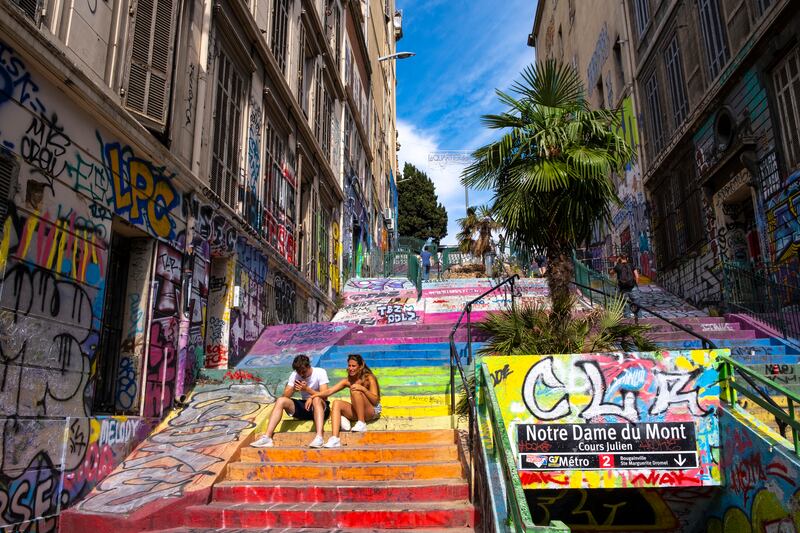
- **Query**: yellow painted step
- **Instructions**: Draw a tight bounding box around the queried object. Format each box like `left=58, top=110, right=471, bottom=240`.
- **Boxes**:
left=380, top=394, right=450, bottom=407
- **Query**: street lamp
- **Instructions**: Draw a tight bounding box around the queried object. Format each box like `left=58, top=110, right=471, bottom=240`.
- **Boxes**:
left=378, top=51, right=416, bottom=62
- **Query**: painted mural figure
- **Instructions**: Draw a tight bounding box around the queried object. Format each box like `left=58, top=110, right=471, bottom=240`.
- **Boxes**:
left=308, top=354, right=382, bottom=448
left=251, top=355, right=330, bottom=448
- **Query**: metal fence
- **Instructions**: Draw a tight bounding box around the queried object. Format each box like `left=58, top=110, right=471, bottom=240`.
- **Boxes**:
left=722, top=260, right=800, bottom=340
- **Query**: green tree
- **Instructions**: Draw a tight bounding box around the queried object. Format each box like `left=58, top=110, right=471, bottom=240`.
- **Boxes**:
left=462, top=60, right=633, bottom=318
left=398, top=163, right=448, bottom=242
left=456, top=205, right=502, bottom=262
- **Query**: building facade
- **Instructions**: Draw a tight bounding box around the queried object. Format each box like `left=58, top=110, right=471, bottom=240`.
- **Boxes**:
left=0, top=0, right=398, bottom=529
left=624, top=0, right=800, bottom=308
left=530, top=0, right=655, bottom=279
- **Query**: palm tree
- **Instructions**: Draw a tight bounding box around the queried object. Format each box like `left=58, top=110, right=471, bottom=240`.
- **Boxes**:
left=462, top=60, right=633, bottom=319
left=455, top=205, right=502, bottom=263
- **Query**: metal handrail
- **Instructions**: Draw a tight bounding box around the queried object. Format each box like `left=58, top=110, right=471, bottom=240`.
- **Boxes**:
left=478, top=363, right=569, bottom=532
left=570, top=279, right=718, bottom=350
left=448, top=274, right=518, bottom=501
left=573, top=276, right=793, bottom=447
left=718, top=354, right=800, bottom=456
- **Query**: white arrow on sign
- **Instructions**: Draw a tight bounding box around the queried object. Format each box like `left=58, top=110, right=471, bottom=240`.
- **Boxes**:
left=674, top=455, right=687, bottom=466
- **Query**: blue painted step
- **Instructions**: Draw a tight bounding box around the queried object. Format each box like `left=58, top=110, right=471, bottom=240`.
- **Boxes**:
left=326, top=342, right=478, bottom=353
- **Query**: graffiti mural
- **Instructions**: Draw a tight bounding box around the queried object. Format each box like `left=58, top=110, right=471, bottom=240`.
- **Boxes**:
left=484, top=350, right=722, bottom=490
left=205, top=258, right=234, bottom=368
left=333, top=277, right=420, bottom=326
left=228, top=239, right=269, bottom=367
left=273, top=272, right=296, bottom=324
left=71, top=384, right=270, bottom=515
left=236, top=322, right=355, bottom=368
left=703, top=408, right=800, bottom=532
left=143, top=243, right=182, bottom=418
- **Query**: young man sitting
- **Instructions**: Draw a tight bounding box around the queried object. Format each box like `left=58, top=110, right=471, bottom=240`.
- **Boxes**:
left=251, top=354, right=330, bottom=448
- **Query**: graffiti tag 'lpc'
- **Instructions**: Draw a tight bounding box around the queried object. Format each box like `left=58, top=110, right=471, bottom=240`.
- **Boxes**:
left=100, top=134, right=180, bottom=242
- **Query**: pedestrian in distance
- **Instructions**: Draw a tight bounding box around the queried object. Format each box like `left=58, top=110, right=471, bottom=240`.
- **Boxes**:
left=307, top=354, right=381, bottom=448
left=421, top=247, right=432, bottom=281
left=610, top=255, right=639, bottom=318
left=251, top=354, right=330, bottom=448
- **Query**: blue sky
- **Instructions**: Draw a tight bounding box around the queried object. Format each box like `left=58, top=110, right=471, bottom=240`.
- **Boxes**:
left=395, top=0, right=538, bottom=244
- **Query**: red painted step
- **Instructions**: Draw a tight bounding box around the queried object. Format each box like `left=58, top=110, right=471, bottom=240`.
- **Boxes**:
left=212, top=479, right=469, bottom=504
left=151, top=527, right=475, bottom=533
left=184, top=501, right=475, bottom=529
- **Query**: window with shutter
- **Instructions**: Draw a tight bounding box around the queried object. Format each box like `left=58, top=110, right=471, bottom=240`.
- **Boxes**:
left=123, top=0, right=179, bottom=131
left=211, top=49, right=245, bottom=210
left=270, top=0, right=290, bottom=74
left=0, top=152, right=19, bottom=236
left=10, top=0, right=41, bottom=22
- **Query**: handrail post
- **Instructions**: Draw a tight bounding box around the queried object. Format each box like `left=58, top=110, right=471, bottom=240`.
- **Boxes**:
left=719, top=359, right=737, bottom=405
left=449, top=342, right=455, bottom=416
left=788, top=399, right=799, bottom=456
left=467, top=304, right=473, bottom=365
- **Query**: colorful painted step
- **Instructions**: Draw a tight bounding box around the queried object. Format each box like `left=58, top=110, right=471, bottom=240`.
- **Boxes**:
left=201, top=428, right=473, bottom=530
left=273, top=414, right=455, bottom=433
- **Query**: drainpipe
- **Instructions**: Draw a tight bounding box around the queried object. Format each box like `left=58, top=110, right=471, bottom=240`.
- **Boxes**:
left=191, top=0, right=213, bottom=176
left=104, top=0, right=125, bottom=87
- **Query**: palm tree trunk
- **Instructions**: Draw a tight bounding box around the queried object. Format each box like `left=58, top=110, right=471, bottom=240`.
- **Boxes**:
left=545, top=249, right=575, bottom=323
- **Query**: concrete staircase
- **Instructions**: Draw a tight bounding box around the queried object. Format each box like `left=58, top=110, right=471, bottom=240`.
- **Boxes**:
left=635, top=285, right=800, bottom=435
left=176, top=429, right=474, bottom=530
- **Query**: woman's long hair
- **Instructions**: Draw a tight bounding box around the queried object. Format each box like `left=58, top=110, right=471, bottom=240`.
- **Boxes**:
left=348, top=353, right=380, bottom=399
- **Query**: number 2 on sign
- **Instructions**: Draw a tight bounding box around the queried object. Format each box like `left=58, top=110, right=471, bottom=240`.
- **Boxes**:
left=599, top=454, right=615, bottom=468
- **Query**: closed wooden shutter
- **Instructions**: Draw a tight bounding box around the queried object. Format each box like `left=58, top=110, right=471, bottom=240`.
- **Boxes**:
left=124, top=0, right=178, bottom=131
left=10, top=0, right=41, bottom=22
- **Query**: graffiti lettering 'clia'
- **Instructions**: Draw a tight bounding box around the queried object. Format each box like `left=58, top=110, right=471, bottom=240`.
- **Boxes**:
left=522, top=356, right=712, bottom=423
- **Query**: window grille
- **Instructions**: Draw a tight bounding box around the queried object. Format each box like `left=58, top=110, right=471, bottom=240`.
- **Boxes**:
left=211, top=49, right=244, bottom=209
left=271, top=0, right=289, bottom=74
left=664, top=35, right=689, bottom=126
left=697, top=0, right=729, bottom=79
left=773, top=46, right=800, bottom=171
left=634, top=0, right=649, bottom=36
left=645, top=71, right=665, bottom=155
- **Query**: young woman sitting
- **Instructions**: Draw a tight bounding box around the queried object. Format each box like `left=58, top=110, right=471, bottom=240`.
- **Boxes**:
left=307, top=354, right=381, bottom=448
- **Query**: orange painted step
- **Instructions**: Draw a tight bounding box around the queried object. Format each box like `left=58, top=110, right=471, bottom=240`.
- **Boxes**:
left=239, top=444, right=459, bottom=463
left=212, top=479, right=469, bottom=503
left=264, top=428, right=457, bottom=447
left=184, top=500, right=476, bottom=529
left=225, top=460, right=464, bottom=482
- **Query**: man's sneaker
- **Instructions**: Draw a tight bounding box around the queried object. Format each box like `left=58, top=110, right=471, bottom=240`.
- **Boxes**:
left=251, top=435, right=273, bottom=448
left=340, top=417, right=352, bottom=431
left=351, top=421, right=368, bottom=432
left=324, top=436, right=342, bottom=448
left=309, top=435, right=324, bottom=448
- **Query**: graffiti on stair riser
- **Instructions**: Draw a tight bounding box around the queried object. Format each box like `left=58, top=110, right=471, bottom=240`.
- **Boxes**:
left=76, top=385, right=269, bottom=514
left=702, top=411, right=800, bottom=532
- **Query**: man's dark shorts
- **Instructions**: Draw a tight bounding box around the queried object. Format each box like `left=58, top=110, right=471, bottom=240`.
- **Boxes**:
left=291, top=398, right=330, bottom=420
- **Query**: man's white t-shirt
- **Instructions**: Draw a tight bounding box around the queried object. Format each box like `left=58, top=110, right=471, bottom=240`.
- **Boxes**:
left=287, top=367, right=330, bottom=399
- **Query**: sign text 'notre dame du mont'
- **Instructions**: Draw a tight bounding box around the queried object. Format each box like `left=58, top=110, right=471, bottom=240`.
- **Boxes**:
left=518, top=422, right=698, bottom=471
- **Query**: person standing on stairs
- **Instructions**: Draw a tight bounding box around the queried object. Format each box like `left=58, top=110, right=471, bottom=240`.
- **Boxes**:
left=251, top=354, right=330, bottom=448
left=306, top=354, right=381, bottom=448
left=611, top=255, right=639, bottom=318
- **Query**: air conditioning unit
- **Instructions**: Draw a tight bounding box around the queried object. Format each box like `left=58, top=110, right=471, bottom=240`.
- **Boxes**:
left=386, top=218, right=394, bottom=230
left=383, top=207, right=392, bottom=220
